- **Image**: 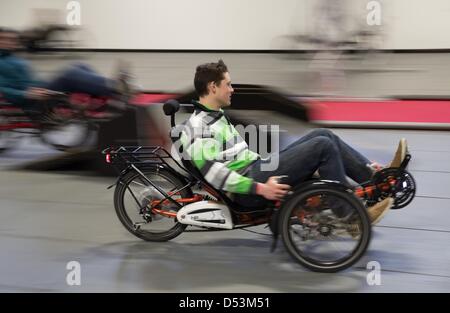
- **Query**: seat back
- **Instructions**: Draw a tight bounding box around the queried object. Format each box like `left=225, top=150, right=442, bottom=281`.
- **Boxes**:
left=163, top=99, right=237, bottom=206
left=163, top=100, right=207, bottom=179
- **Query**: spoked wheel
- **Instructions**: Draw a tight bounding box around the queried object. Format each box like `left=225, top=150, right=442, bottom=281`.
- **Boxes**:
left=279, top=187, right=371, bottom=272
left=113, top=167, right=192, bottom=242
left=39, top=114, right=92, bottom=151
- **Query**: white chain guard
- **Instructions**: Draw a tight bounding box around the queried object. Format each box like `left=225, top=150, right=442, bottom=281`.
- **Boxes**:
left=176, top=201, right=234, bottom=229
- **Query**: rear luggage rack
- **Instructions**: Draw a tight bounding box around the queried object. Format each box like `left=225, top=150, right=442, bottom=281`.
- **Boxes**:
left=102, top=145, right=184, bottom=168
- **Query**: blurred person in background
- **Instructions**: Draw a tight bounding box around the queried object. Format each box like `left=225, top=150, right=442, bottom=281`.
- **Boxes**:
left=0, top=27, right=131, bottom=116
left=313, top=0, right=348, bottom=45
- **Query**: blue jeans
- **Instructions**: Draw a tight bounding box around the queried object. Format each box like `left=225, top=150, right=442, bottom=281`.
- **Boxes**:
left=44, top=63, right=115, bottom=96
left=21, top=63, right=116, bottom=113
left=234, top=128, right=373, bottom=208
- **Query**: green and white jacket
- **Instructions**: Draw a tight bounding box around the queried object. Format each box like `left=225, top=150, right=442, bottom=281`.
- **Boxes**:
left=172, top=101, right=260, bottom=195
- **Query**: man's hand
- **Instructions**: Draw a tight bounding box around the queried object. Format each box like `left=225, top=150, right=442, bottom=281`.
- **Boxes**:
left=256, top=176, right=291, bottom=201
left=25, top=87, right=53, bottom=100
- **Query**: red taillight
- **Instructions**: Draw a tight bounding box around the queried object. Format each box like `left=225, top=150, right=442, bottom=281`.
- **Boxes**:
left=106, top=154, right=111, bottom=163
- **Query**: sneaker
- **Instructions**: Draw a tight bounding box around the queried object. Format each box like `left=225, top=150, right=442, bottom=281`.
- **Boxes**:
left=112, top=59, right=134, bottom=98
left=113, top=59, right=131, bottom=81
left=367, top=197, right=394, bottom=225
left=389, top=138, right=407, bottom=168
left=345, top=197, right=393, bottom=238
left=346, top=221, right=362, bottom=238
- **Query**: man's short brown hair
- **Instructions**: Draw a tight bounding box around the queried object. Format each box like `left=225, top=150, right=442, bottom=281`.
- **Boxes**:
left=194, top=59, right=228, bottom=97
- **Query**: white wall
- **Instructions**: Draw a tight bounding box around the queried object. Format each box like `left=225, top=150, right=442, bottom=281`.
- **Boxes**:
left=1, top=0, right=449, bottom=50
left=385, top=0, right=450, bottom=49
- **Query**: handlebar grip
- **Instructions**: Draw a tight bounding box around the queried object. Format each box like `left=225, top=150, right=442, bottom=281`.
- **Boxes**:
left=276, top=175, right=289, bottom=184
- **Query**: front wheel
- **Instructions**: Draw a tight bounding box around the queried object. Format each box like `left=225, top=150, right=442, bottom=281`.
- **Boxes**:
left=279, top=187, right=371, bottom=272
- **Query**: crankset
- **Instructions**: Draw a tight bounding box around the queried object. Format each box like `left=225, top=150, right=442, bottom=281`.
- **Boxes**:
left=371, top=167, right=416, bottom=209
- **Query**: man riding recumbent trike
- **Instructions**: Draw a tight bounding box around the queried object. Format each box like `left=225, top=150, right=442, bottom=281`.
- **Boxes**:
left=0, top=27, right=133, bottom=152
left=102, top=60, right=416, bottom=272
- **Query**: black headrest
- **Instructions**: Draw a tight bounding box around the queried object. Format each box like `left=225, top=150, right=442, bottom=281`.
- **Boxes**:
left=163, top=99, right=180, bottom=116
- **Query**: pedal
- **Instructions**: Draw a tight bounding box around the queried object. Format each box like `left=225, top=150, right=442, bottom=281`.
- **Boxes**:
left=400, top=153, right=411, bottom=169
left=133, top=222, right=146, bottom=230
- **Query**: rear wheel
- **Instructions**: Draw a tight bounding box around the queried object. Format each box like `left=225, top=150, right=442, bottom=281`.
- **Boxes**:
left=113, top=167, right=192, bottom=242
left=279, top=187, right=371, bottom=272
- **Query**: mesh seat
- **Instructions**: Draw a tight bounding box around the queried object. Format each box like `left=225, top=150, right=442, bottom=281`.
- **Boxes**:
left=163, top=100, right=256, bottom=211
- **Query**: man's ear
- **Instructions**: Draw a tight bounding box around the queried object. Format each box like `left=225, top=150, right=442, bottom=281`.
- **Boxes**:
left=208, top=81, right=216, bottom=94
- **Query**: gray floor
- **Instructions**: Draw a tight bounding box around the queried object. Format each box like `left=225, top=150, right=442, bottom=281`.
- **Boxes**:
left=1, top=128, right=449, bottom=292
left=1, top=52, right=450, bottom=292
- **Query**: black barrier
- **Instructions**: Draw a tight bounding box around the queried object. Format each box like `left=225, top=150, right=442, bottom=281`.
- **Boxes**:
left=176, top=84, right=310, bottom=122
left=95, top=107, right=141, bottom=175
left=95, top=104, right=174, bottom=175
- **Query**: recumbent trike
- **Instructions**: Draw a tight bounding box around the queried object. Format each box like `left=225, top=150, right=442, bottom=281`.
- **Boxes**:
left=102, top=99, right=416, bottom=273
left=0, top=92, right=127, bottom=153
